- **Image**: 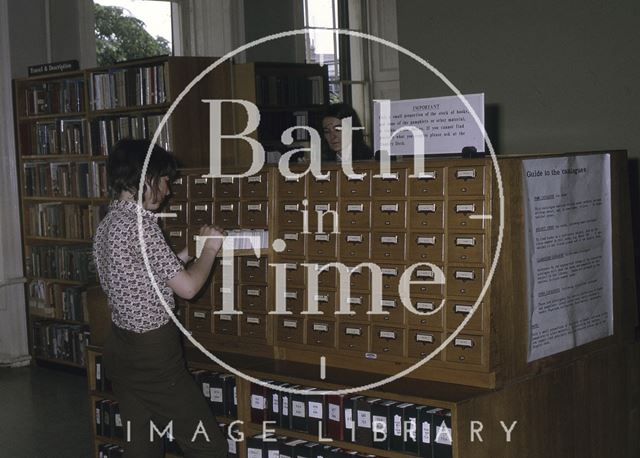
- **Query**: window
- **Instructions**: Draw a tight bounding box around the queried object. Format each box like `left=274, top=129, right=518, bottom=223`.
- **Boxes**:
left=93, top=0, right=175, bottom=67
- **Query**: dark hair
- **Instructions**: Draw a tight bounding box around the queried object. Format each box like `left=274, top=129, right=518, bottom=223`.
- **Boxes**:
left=107, top=139, right=178, bottom=200
left=320, top=103, right=373, bottom=161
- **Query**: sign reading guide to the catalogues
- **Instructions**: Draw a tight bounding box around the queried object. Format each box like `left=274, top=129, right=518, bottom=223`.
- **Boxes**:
left=522, top=154, right=613, bottom=362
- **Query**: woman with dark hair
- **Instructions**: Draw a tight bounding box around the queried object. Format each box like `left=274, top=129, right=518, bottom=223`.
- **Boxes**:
left=320, top=103, right=373, bottom=161
left=93, top=139, right=227, bottom=457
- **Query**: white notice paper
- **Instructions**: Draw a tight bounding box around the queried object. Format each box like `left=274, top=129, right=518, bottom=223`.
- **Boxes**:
left=373, top=94, right=484, bottom=156
left=522, top=154, right=613, bottom=361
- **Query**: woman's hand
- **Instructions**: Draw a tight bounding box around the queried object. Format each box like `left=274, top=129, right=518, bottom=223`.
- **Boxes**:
left=199, top=225, right=225, bottom=254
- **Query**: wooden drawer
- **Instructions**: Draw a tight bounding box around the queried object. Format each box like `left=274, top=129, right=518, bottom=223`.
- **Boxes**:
left=448, top=199, right=487, bottom=230
left=448, top=165, right=486, bottom=196
left=212, top=284, right=238, bottom=311
left=446, top=267, right=485, bottom=298
left=241, top=172, right=269, bottom=198
left=408, top=264, right=445, bottom=297
left=188, top=176, right=213, bottom=199
left=239, top=256, right=268, bottom=284
left=448, top=233, right=485, bottom=264
left=240, top=313, right=267, bottom=341
left=277, top=201, right=304, bottom=229
left=407, top=232, right=444, bottom=263
left=214, top=200, right=240, bottom=229
left=277, top=174, right=306, bottom=197
left=166, top=227, right=188, bottom=252
left=190, top=281, right=213, bottom=307
left=344, top=264, right=371, bottom=291
left=276, top=316, right=304, bottom=345
left=306, top=319, right=337, bottom=348
left=212, top=257, right=236, bottom=284
left=379, top=264, right=404, bottom=296
left=409, top=168, right=444, bottom=196
left=340, top=170, right=371, bottom=197
left=308, top=232, right=338, bottom=260
left=308, top=201, right=339, bottom=234
left=371, top=232, right=406, bottom=262
left=309, top=170, right=338, bottom=199
left=339, top=201, right=371, bottom=229
left=336, top=293, right=370, bottom=322
left=239, top=285, right=268, bottom=312
left=340, top=232, right=370, bottom=259
left=446, top=333, right=483, bottom=365
left=167, top=202, right=187, bottom=225
left=307, top=290, right=336, bottom=316
left=171, top=176, right=187, bottom=200
left=283, top=261, right=306, bottom=287
left=446, top=301, right=484, bottom=332
left=371, top=326, right=404, bottom=357
left=275, top=231, right=306, bottom=258
left=190, top=202, right=213, bottom=226
left=240, top=201, right=268, bottom=228
left=338, top=323, right=369, bottom=353
left=308, top=262, right=337, bottom=289
left=213, top=313, right=239, bottom=336
left=408, top=329, right=443, bottom=360
left=277, top=288, right=305, bottom=315
left=372, top=169, right=407, bottom=197
left=188, top=307, right=212, bottom=334
left=405, top=298, right=444, bottom=329
left=408, top=200, right=444, bottom=230
left=370, top=296, right=405, bottom=325
left=214, top=176, right=240, bottom=198
left=371, top=200, right=406, bottom=229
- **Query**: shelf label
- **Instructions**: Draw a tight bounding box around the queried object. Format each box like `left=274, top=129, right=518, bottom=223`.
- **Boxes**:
left=456, top=169, right=477, bottom=179
left=456, top=237, right=476, bottom=247
left=455, top=270, right=475, bottom=280
left=416, top=333, right=434, bottom=343
left=347, top=203, right=364, bottom=212
left=417, top=203, right=436, bottom=213
left=455, top=203, right=476, bottom=213
left=417, top=236, right=436, bottom=245
left=345, top=327, right=362, bottom=336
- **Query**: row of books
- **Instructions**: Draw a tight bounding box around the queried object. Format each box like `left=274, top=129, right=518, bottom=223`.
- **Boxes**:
left=250, top=381, right=452, bottom=457
left=257, top=110, right=324, bottom=144
left=24, top=79, right=84, bottom=116
left=255, top=75, right=325, bottom=107
left=28, top=281, right=88, bottom=322
left=31, top=320, right=90, bottom=365
left=25, top=245, right=96, bottom=282
left=25, top=203, right=107, bottom=239
left=191, top=369, right=238, bottom=418
left=23, top=161, right=107, bottom=198
left=89, top=64, right=168, bottom=111
left=90, top=113, right=171, bottom=156
left=247, top=434, right=383, bottom=458
left=24, top=118, right=86, bottom=156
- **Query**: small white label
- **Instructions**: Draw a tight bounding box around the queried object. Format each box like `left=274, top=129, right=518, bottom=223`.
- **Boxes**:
left=381, top=268, right=398, bottom=276
left=285, top=291, right=298, bottom=300
left=347, top=174, right=365, bottom=182
left=193, top=311, right=207, bottom=319
left=417, top=236, right=436, bottom=245
left=418, top=171, right=437, bottom=180
left=456, top=169, right=477, bottom=179
left=379, top=331, right=396, bottom=339
left=282, top=395, right=289, bottom=415
left=416, top=333, right=434, bottom=343
left=194, top=178, right=208, bottom=185
left=194, top=204, right=208, bottom=211
left=455, top=304, right=473, bottom=314
left=417, top=203, right=436, bottom=213
left=169, top=230, right=183, bottom=237
left=284, top=175, right=300, bottom=182
left=219, top=314, right=232, bottom=321
left=345, top=408, right=354, bottom=429
left=220, top=204, right=234, bottom=211
left=173, top=177, right=183, bottom=185
left=115, top=413, right=122, bottom=427
left=357, top=410, right=372, bottom=428
left=246, top=317, right=261, bottom=325
left=315, top=204, right=330, bottom=212
left=251, top=394, right=265, bottom=409
left=381, top=236, right=398, bottom=244
left=202, top=382, right=211, bottom=398
left=455, top=203, right=476, bottom=213
left=313, top=323, right=329, bottom=332
left=292, top=401, right=305, bottom=417
left=246, top=260, right=261, bottom=268
left=314, top=234, right=330, bottom=242
left=272, top=393, right=279, bottom=413
left=346, top=235, right=363, bottom=243
left=416, top=302, right=435, bottom=311
left=416, top=270, right=435, bottom=279
left=283, top=320, right=298, bottom=328
left=169, top=204, right=182, bottom=211
left=211, top=387, right=223, bottom=403
left=381, top=204, right=399, bottom=212
left=247, top=289, right=261, bottom=297
left=247, top=204, right=262, bottom=211
left=455, top=270, right=475, bottom=280
left=345, top=327, right=362, bottom=336
left=381, top=299, right=396, bottom=308
left=435, top=420, right=452, bottom=445
left=456, top=237, right=476, bottom=247
left=228, top=439, right=237, bottom=454
left=328, top=404, right=340, bottom=422
left=95, top=408, right=100, bottom=424
left=347, top=203, right=364, bottom=212
left=393, top=415, right=402, bottom=436
left=283, top=233, right=299, bottom=241
left=422, top=421, right=431, bottom=443
left=309, top=401, right=323, bottom=419
left=373, top=415, right=387, bottom=434
left=285, top=263, right=297, bottom=270
left=314, top=173, right=330, bottom=182
left=96, top=363, right=101, bottom=380
left=314, top=295, right=329, bottom=303
left=247, top=448, right=261, bottom=458
left=347, top=297, right=362, bottom=305
left=247, top=175, right=262, bottom=183
left=455, top=338, right=474, bottom=348
left=220, top=177, right=235, bottom=184
left=284, top=204, right=299, bottom=211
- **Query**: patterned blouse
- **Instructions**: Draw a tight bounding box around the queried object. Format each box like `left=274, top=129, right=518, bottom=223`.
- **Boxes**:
left=93, top=200, right=184, bottom=333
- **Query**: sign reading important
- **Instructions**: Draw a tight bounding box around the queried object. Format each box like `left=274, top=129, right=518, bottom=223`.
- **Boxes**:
left=373, top=93, right=485, bottom=156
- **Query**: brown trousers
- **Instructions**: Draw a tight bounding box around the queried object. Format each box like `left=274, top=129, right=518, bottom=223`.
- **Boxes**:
left=103, top=322, right=227, bottom=458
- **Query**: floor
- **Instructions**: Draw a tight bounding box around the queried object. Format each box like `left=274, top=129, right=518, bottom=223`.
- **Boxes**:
left=0, top=363, right=93, bottom=457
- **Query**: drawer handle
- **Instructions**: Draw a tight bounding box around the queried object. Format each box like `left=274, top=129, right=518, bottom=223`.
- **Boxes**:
left=285, top=292, right=298, bottom=300
left=416, top=301, right=435, bottom=311
left=455, top=204, right=476, bottom=213
left=416, top=270, right=435, bottom=279
left=455, top=270, right=476, bottom=281
left=315, top=204, right=330, bottom=212
left=380, top=299, right=396, bottom=308
left=169, top=231, right=183, bottom=237
left=380, top=236, right=398, bottom=244
left=219, top=314, right=232, bottom=321
left=246, top=289, right=261, bottom=297
left=454, top=338, right=474, bottom=348
left=246, top=260, right=261, bottom=268
left=193, top=311, right=207, bottom=319
left=283, top=320, right=298, bottom=328
left=346, top=235, right=363, bottom=243
left=417, top=203, right=437, bottom=213
left=455, top=304, right=473, bottom=314
left=314, top=234, right=330, bottom=242
left=284, top=175, right=300, bottom=182
left=417, top=171, right=437, bottom=180
left=345, top=327, right=362, bottom=336
left=313, top=323, right=329, bottom=332
left=246, top=317, right=261, bottom=324
left=417, top=236, right=436, bottom=245
left=194, top=178, right=208, bottom=185
left=220, top=204, right=234, bottom=212
left=220, top=177, right=235, bottom=184
left=456, top=169, right=477, bottom=179
left=172, top=177, right=183, bottom=185
left=284, top=204, right=299, bottom=212
left=347, top=204, right=364, bottom=212
left=381, top=204, right=399, bottom=212
left=416, top=333, right=434, bottom=343
left=381, top=268, right=398, bottom=276
left=247, top=175, right=262, bottom=183
left=283, top=233, right=299, bottom=241
left=380, top=172, right=399, bottom=181
left=347, top=297, right=362, bottom=305
left=247, top=204, right=262, bottom=211
left=456, top=237, right=476, bottom=247
left=379, top=331, right=397, bottom=339
left=169, top=204, right=183, bottom=211
left=194, top=204, right=208, bottom=211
